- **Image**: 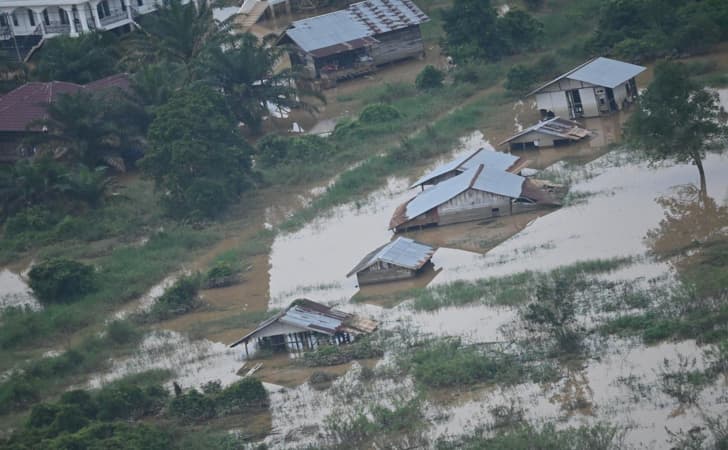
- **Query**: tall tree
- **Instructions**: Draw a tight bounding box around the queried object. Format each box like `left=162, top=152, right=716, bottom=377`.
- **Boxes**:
left=32, top=33, right=119, bottom=83
left=198, top=33, right=321, bottom=133
left=124, top=0, right=220, bottom=79
left=624, top=61, right=728, bottom=194
left=140, top=87, right=255, bottom=218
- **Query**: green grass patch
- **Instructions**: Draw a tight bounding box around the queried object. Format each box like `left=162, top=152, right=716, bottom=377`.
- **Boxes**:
left=300, top=336, right=384, bottom=367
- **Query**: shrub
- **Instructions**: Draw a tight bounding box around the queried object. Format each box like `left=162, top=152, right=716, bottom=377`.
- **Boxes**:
left=105, top=320, right=140, bottom=345
left=257, top=134, right=335, bottom=167
left=167, top=389, right=217, bottom=423
left=415, top=65, right=445, bottom=90
left=359, top=103, right=401, bottom=124
left=28, top=258, right=96, bottom=305
left=144, top=275, right=201, bottom=322
left=167, top=378, right=267, bottom=423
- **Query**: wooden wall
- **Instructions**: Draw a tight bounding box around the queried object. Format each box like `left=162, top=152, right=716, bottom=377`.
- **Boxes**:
left=370, top=26, right=424, bottom=66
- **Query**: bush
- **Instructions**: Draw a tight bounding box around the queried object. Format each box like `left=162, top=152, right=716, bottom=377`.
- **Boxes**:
left=359, top=103, right=401, bottom=124
left=257, top=134, right=335, bottom=167
left=415, top=65, right=445, bottom=90
left=106, top=320, right=141, bottom=345
left=143, top=275, right=201, bottom=322
left=167, top=378, right=268, bottom=423
left=28, top=258, right=96, bottom=305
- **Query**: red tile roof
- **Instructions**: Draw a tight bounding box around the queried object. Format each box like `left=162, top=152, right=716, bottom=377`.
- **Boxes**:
left=0, top=73, right=130, bottom=132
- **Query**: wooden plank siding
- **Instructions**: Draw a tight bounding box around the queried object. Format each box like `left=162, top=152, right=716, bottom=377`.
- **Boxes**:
left=370, top=26, right=425, bottom=66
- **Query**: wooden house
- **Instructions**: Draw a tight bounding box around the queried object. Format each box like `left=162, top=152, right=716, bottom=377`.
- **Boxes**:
left=229, top=299, right=377, bottom=354
left=528, top=57, right=645, bottom=120
left=278, top=0, right=428, bottom=84
left=409, top=147, right=529, bottom=190
left=499, top=117, right=590, bottom=150
left=390, top=164, right=557, bottom=232
left=347, top=236, right=436, bottom=285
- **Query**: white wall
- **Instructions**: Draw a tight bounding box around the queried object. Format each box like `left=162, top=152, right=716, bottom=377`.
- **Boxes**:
left=613, top=83, right=628, bottom=110
left=579, top=88, right=599, bottom=117
left=536, top=91, right=570, bottom=117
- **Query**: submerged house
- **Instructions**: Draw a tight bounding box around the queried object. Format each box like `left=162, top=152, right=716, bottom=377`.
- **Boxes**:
left=347, top=236, right=436, bottom=285
left=409, top=147, right=529, bottom=190
left=528, top=57, right=646, bottom=120
left=499, top=117, right=590, bottom=150
left=390, top=164, right=557, bottom=232
left=278, top=0, right=428, bottom=83
left=229, top=299, right=377, bottom=354
left=0, top=73, right=129, bottom=163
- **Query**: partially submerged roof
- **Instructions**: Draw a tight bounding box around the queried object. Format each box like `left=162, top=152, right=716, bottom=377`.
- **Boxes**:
left=0, top=74, right=130, bottom=132
left=347, top=236, right=436, bottom=277
left=499, top=117, right=591, bottom=145
left=409, top=148, right=527, bottom=188
left=230, top=299, right=377, bottom=347
left=528, top=57, right=646, bottom=96
left=391, top=164, right=526, bottom=229
left=283, top=0, right=428, bottom=57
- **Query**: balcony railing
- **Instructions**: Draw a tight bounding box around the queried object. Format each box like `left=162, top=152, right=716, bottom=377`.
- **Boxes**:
left=45, top=22, right=71, bottom=34
left=99, top=9, right=128, bottom=27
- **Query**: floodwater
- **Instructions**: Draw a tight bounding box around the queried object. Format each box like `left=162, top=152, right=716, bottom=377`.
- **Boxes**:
left=0, top=268, right=39, bottom=311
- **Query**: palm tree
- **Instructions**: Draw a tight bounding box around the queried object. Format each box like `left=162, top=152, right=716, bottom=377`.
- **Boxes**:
left=123, top=0, right=221, bottom=80
left=32, top=33, right=119, bottom=83
left=198, top=33, right=323, bottom=133
left=29, top=91, right=140, bottom=171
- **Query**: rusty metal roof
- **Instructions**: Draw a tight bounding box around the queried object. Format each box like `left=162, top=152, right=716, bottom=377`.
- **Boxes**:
left=347, top=236, right=436, bottom=277
left=283, top=0, right=428, bottom=55
left=499, top=117, right=591, bottom=145
left=410, top=148, right=526, bottom=188
left=230, top=299, right=376, bottom=347
left=528, top=57, right=645, bottom=96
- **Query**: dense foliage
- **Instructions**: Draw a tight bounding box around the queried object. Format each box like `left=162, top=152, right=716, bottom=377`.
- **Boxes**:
left=32, top=33, right=120, bottom=83
left=256, top=134, right=335, bottom=168
left=28, top=258, right=96, bottom=304
left=588, top=0, right=728, bottom=61
left=167, top=377, right=268, bottom=423
left=141, top=87, right=255, bottom=218
left=442, top=0, right=543, bottom=62
left=142, top=274, right=201, bottom=322
left=415, top=65, right=445, bottom=90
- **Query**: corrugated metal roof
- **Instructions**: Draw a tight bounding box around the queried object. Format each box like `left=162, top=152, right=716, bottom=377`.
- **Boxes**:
left=285, top=10, right=372, bottom=53
left=499, top=117, right=590, bottom=145
left=528, top=57, right=645, bottom=96
left=409, top=148, right=524, bottom=188
left=347, top=236, right=436, bottom=276
left=230, top=299, right=376, bottom=347
left=394, top=164, right=527, bottom=228
left=284, top=0, right=428, bottom=55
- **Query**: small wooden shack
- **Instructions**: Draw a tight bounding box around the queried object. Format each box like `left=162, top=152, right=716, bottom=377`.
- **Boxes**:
left=278, top=0, right=429, bottom=83
left=391, top=164, right=557, bottom=232
left=229, top=299, right=377, bottom=354
left=528, top=57, right=645, bottom=120
left=347, top=236, right=436, bottom=285
left=409, top=147, right=529, bottom=190
left=499, top=117, right=590, bottom=150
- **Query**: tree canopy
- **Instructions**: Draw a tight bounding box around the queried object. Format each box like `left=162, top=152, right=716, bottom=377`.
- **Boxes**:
left=441, top=0, right=542, bottom=62
left=624, top=61, right=727, bottom=193
left=32, top=33, right=120, bottom=84
left=141, top=87, right=255, bottom=218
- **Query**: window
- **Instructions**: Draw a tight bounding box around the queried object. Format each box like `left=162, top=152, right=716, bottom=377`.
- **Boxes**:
left=0, top=15, right=7, bottom=27
left=59, top=9, right=68, bottom=24
left=97, top=1, right=110, bottom=18
left=137, top=0, right=143, bottom=6
left=28, top=10, right=35, bottom=26
left=11, top=13, right=18, bottom=27
left=43, top=10, right=49, bottom=26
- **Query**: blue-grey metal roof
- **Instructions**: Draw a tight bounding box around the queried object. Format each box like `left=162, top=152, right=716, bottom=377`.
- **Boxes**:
left=285, top=11, right=372, bottom=53
left=528, top=57, right=646, bottom=96
left=347, top=237, right=436, bottom=276
left=409, top=148, right=523, bottom=188
left=395, top=164, right=526, bottom=227
left=284, top=0, right=428, bottom=55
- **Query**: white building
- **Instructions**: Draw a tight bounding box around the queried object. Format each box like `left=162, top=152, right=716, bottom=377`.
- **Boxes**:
left=528, top=57, right=646, bottom=120
left=0, top=0, right=192, bottom=61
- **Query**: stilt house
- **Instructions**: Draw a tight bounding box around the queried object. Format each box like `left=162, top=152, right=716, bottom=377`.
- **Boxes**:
left=528, top=57, right=645, bottom=120
left=347, top=236, right=436, bottom=285
left=278, top=0, right=429, bottom=83
left=499, top=117, right=590, bottom=150
left=409, top=147, right=529, bottom=190
left=390, top=164, right=557, bottom=232
left=229, top=299, right=377, bottom=354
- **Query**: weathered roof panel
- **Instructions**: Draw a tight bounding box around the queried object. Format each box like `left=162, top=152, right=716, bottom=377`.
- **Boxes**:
left=284, top=0, right=429, bottom=54
left=347, top=237, right=436, bottom=276
left=404, top=166, right=474, bottom=221
left=499, top=117, right=590, bottom=145
left=471, top=166, right=525, bottom=198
